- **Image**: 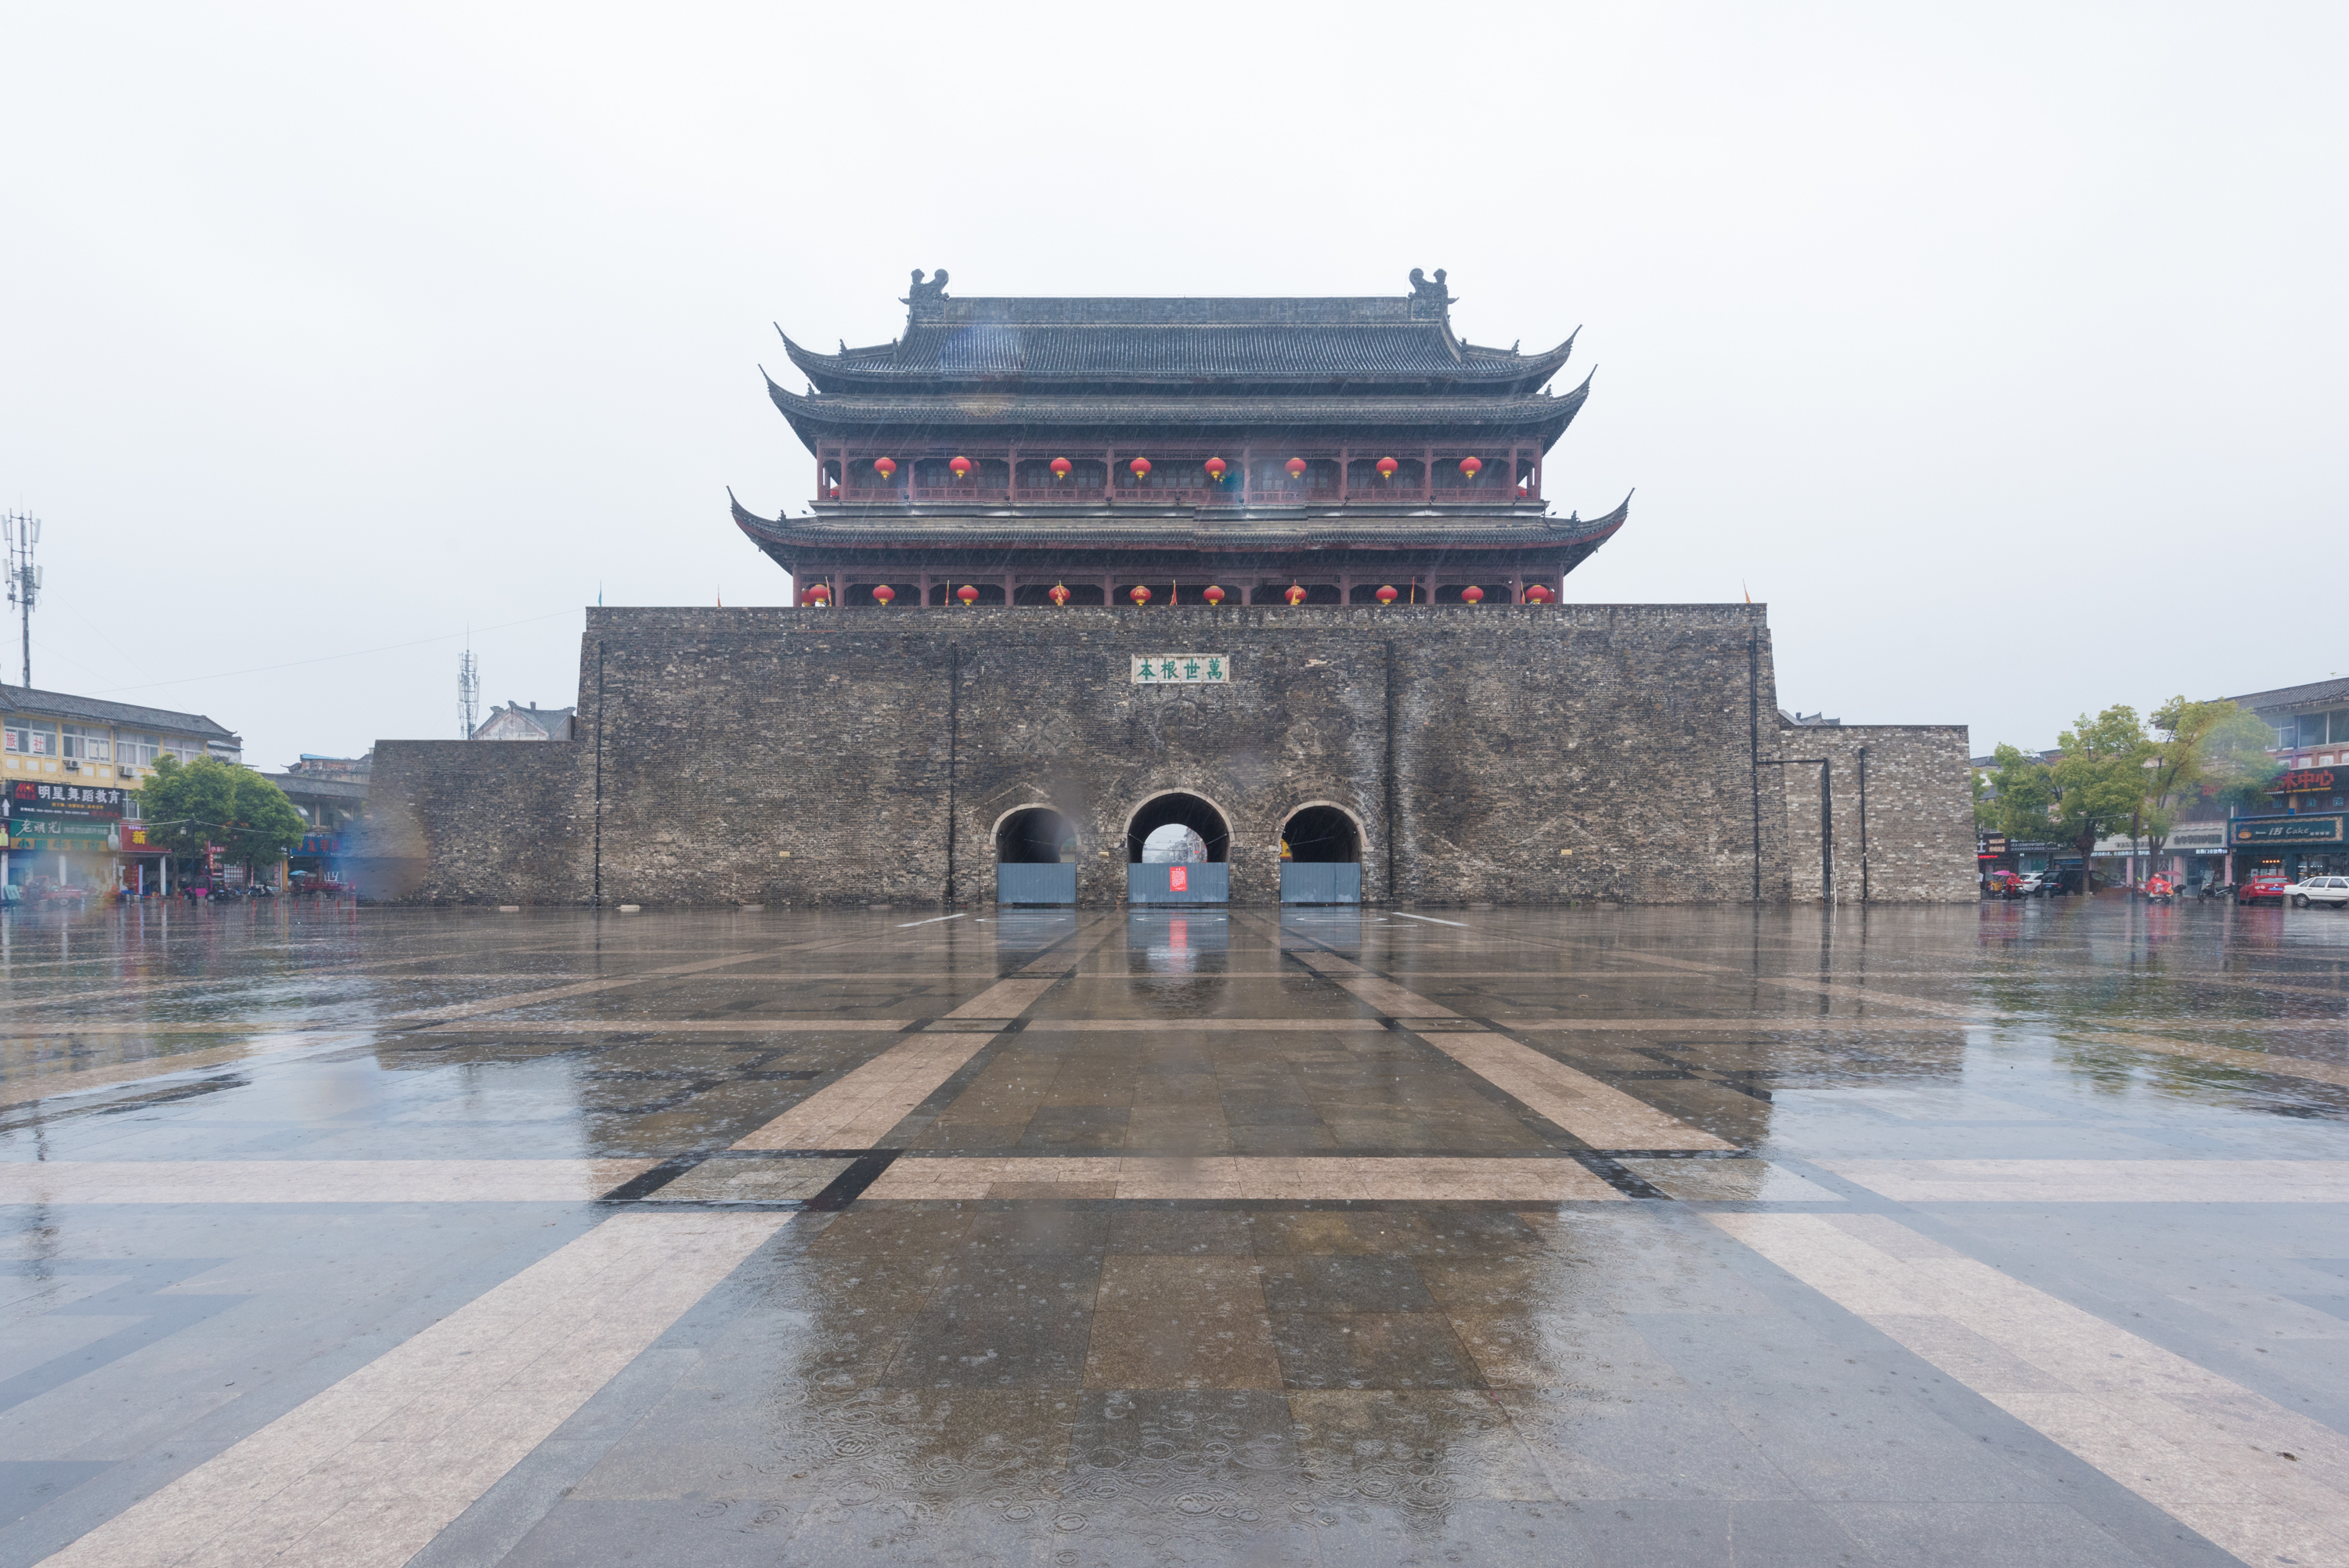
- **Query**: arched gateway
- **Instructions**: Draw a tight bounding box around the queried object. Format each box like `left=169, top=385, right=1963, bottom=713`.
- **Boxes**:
left=994, top=806, right=1076, bottom=905
left=1125, top=791, right=1231, bottom=903
left=1279, top=803, right=1364, bottom=904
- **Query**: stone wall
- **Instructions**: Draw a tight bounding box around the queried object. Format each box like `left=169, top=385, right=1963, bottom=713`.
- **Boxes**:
left=351, top=738, right=589, bottom=904
left=362, top=603, right=1972, bottom=906
left=1777, top=723, right=1977, bottom=903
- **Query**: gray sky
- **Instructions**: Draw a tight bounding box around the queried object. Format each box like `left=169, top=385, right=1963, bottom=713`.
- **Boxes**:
left=3, top=2, right=2342, bottom=769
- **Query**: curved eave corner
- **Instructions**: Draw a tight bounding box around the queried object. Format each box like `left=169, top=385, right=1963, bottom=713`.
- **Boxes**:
left=1506, top=328, right=1579, bottom=393
left=762, top=370, right=824, bottom=453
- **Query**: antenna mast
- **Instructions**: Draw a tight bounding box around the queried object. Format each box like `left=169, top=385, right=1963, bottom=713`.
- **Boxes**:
left=458, top=643, right=480, bottom=739
left=2, top=512, right=38, bottom=689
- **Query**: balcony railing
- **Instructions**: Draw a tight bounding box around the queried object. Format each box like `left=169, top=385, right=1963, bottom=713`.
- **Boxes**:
left=912, top=485, right=1009, bottom=502
left=1428, top=487, right=1532, bottom=503
left=836, top=486, right=905, bottom=503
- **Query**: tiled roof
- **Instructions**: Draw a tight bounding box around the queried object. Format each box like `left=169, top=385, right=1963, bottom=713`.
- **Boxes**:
left=2228, top=675, right=2349, bottom=714
left=0, top=684, right=237, bottom=740
left=783, top=325, right=1575, bottom=393
left=763, top=375, right=1589, bottom=445
left=731, top=496, right=1630, bottom=554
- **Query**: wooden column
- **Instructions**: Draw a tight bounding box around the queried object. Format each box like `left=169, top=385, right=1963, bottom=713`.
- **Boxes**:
left=1104, top=448, right=1115, bottom=504
left=1338, top=446, right=1350, bottom=503
left=1003, top=571, right=1016, bottom=607
left=1006, top=445, right=1019, bottom=499
left=1102, top=571, right=1117, bottom=607
left=919, top=571, right=932, bottom=608
left=1241, top=446, right=1253, bottom=506
left=1422, top=447, right=1434, bottom=501
left=1340, top=573, right=1353, bottom=605
left=1510, top=571, right=1524, bottom=604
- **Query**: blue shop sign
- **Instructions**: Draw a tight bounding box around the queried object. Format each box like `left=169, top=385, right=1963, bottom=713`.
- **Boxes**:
left=2232, top=813, right=2346, bottom=845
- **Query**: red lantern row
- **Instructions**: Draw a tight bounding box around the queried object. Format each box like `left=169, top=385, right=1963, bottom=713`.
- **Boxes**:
left=810, top=579, right=1553, bottom=608
left=861, top=455, right=1492, bottom=487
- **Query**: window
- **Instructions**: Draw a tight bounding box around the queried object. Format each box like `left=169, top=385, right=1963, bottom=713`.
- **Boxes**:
left=60, top=726, right=110, bottom=762
left=5, top=723, right=56, bottom=755
left=120, top=735, right=160, bottom=767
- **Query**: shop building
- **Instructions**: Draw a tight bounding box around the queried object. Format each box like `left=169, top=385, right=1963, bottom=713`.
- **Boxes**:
left=2216, top=675, right=2349, bottom=884
left=1, top=685, right=241, bottom=896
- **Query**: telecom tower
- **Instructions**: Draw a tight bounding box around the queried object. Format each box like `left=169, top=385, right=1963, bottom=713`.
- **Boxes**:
left=2, top=512, right=38, bottom=689
left=458, top=644, right=480, bottom=739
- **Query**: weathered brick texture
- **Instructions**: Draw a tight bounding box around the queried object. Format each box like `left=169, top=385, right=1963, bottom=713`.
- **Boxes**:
left=1777, top=723, right=1977, bottom=903
left=359, top=604, right=1972, bottom=906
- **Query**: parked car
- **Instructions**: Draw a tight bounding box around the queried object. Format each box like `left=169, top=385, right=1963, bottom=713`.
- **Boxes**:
left=2238, top=875, right=2293, bottom=907
left=2288, top=876, right=2349, bottom=910
left=2015, top=871, right=2051, bottom=897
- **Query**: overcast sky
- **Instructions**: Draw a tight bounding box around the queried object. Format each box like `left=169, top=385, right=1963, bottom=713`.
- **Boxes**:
left=2, top=2, right=2342, bottom=768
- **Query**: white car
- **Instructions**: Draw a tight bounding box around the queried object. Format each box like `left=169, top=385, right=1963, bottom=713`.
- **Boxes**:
left=2288, top=877, right=2349, bottom=909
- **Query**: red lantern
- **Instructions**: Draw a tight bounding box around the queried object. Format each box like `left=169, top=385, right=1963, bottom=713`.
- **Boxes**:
left=1050, top=456, right=1073, bottom=481
left=1376, top=584, right=1398, bottom=605
left=828, top=484, right=840, bottom=499
left=872, top=456, right=897, bottom=480
left=1458, top=456, right=1482, bottom=480
left=1048, top=583, right=1070, bottom=607
left=872, top=584, right=895, bottom=607
left=1285, top=457, right=1308, bottom=481
left=1285, top=583, right=1306, bottom=607
left=1460, top=585, right=1485, bottom=605
left=1203, top=585, right=1225, bottom=605
left=948, top=456, right=973, bottom=481
left=1525, top=583, right=1554, bottom=605
left=957, top=584, right=979, bottom=606
left=1129, top=585, right=1152, bottom=607
left=1204, top=456, right=1228, bottom=483
left=1129, top=457, right=1152, bottom=479
left=1376, top=456, right=1399, bottom=482
left=803, top=582, right=830, bottom=605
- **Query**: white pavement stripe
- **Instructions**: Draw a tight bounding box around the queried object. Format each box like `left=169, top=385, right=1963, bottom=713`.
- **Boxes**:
left=864, top=1155, right=1622, bottom=1202
left=1423, top=1033, right=1734, bottom=1151
left=945, top=977, right=1060, bottom=1018
left=730, top=1034, right=997, bottom=1150
left=1512, top=1018, right=1970, bottom=1032
left=1392, top=912, right=1468, bottom=927
left=1018, top=1018, right=1392, bottom=1033
left=1824, top=1159, right=2349, bottom=1204
left=1714, top=1213, right=2349, bottom=1568
left=36, top=1210, right=785, bottom=1568
left=897, top=914, right=965, bottom=928
left=417, top=1018, right=914, bottom=1034
left=0, top=1161, right=655, bottom=1205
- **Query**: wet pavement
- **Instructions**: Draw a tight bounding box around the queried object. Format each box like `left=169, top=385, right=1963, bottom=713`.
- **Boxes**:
left=2, top=899, right=2348, bottom=1565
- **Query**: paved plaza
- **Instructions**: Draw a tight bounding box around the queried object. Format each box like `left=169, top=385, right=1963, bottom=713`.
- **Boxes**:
left=2, top=902, right=2347, bottom=1566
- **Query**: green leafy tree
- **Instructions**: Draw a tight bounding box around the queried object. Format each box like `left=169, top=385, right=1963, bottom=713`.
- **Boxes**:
left=2048, top=706, right=2154, bottom=891
left=2138, top=697, right=2276, bottom=862
left=1980, top=708, right=2152, bottom=891
left=140, top=756, right=308, bottom=884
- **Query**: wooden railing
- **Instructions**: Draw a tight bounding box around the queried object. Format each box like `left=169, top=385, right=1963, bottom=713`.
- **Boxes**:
left=1428, top=487, right=1534, bottom=503
left=912, top=485, right=1009, bottom=502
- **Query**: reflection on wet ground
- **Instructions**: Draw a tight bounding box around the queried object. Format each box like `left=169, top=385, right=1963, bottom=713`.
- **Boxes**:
left=3, top=899, right=2349, bottom=1564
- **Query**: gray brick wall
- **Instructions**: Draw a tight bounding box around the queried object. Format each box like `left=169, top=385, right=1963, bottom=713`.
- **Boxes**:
left=358, top=604, right=1974, bottom=906
left=1777, top=723, right=1977, bottom=903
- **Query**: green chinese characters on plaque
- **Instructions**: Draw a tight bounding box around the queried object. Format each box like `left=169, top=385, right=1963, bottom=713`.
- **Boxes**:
left=1131, top=654, right=1230, bottom=685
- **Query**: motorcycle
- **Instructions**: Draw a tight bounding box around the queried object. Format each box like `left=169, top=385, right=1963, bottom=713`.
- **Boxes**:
left=2198, top=881, right=2235, bottom=902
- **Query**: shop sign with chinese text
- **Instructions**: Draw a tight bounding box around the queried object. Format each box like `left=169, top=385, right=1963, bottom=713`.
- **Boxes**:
left=1131, top=654, right=1230, bottom=685
left=5, top=780, right=128, bottom=820
left=2232, top=814, right=2346, bottom=845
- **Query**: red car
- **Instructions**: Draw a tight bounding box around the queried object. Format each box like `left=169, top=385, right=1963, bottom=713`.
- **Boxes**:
left=2238, top=876, right=2291, bottom=906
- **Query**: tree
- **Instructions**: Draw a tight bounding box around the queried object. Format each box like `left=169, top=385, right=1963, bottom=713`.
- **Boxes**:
left=1980, top=709, right=2152, bottom=892
left=2142, top=697, right=2277, bottom=863
left=140, top=756, right=308, bottom=884
left=2048, top=706, right=2154, bottom=891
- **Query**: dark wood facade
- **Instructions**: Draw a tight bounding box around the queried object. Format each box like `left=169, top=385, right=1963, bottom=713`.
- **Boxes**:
left=731, top=269, right=1629, bottom=606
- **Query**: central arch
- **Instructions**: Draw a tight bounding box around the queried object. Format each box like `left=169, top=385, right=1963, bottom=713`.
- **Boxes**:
left=1124, top=791, right=1232, bottom=903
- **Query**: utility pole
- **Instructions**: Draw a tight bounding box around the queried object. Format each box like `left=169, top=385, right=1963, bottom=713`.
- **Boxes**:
left=458, top=644, right=480, bottom=739
left=2, top=512, right=40, bottom=688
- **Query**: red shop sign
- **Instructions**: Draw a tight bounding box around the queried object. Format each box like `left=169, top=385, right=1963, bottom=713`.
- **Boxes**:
left=2275, top=769, right=2336, bottom=792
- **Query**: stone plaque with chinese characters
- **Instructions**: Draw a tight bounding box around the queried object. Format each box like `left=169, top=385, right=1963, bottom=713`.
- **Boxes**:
left=1131, top=654, right=1230, bottom=685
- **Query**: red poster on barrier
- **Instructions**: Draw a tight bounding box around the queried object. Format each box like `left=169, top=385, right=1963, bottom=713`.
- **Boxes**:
left=1169, top=866, right=1188, bottom=892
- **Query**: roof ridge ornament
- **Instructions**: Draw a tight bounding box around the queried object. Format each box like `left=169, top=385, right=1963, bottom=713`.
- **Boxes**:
left=902, top=268, right=951, bottom=324
left=1406, top=267, right=1455, bottom=319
